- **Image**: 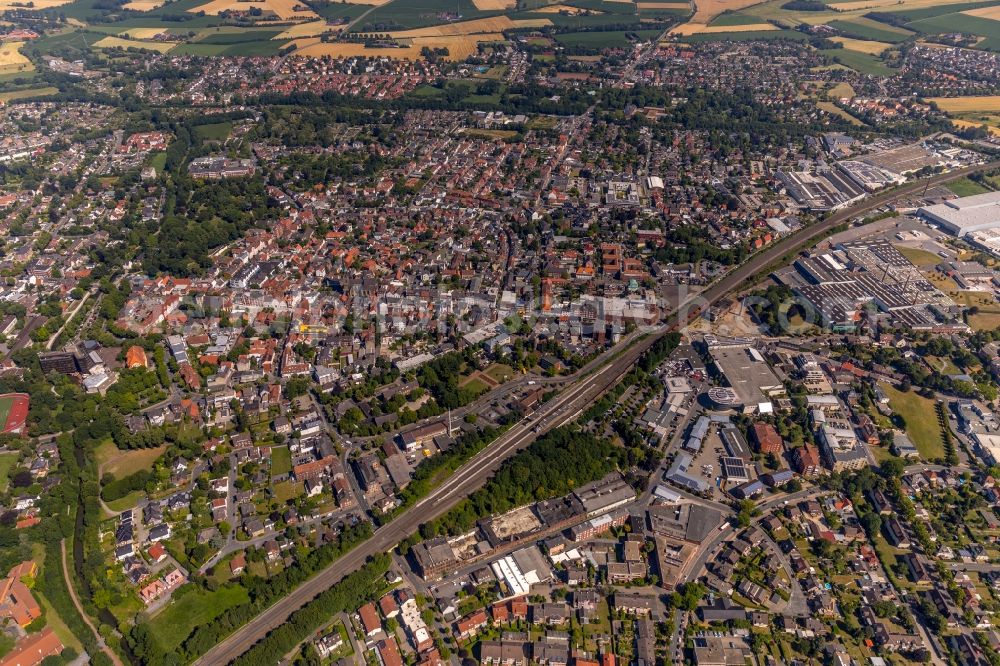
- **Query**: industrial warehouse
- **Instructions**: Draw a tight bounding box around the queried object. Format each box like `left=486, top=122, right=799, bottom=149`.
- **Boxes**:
left=774, top=239, right=961, bottom=332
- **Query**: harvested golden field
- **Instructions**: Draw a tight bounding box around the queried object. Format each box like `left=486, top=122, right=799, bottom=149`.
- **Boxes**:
left=828, top=81, right=856, bottom=99
left=118, top=27, right=171, bottom=38
left=534, top=3, right=599, bottom=12
left=191, top=0, right=317, bottom=20
left=294, top=32, right=505, bottom=60
left=0, top=0, right=70, bottom=8
left=390, top=15, right=548, bottom=37
left=929, top=96, right=1000, bottom=113
left=670, top=0, right=766, bottom=34
left=122, top=0, right=165, bottom=10
left=963, top=5, right=1000, bottom=19
left=0, top=41, right=32, bottom=74
left=832, top=36, right=893, bottom=54
left=637, top=1, right=689, bottom=7
left=93, top=35, right=176, bottom=51
left=471, top=0, right=516, bottom=9
left=274, top=20, right=336, bottom=38
left=951, top=118, right=1000, bottom=137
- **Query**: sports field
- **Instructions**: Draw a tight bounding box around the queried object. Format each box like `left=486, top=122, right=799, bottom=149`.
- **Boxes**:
left=0, top=393, right=28, bottom=434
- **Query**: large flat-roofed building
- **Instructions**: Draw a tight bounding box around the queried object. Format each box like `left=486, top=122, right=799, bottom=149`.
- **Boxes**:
left=572, top=472, right=635, bottom=517
left=919, top=191, right=1000, bottom=237
left=705, top=339, right=784, bottom=412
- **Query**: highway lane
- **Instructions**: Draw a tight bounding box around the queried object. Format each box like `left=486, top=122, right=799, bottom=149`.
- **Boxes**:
left=201, top=158, right=1000, bottom=664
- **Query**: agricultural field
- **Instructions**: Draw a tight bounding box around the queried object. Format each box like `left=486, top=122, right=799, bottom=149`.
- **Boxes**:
left=818, top=47, right=896, bottom=75
left=679, top=27, right=806, bottom=40
left=293, top=32, right=505, bottom=59
left=389, top=15, right=550, bottom=37
left=930, top=95, right=1000, bottom=113
left=191, top=0, right=318, bottom=19
left=0, top=41, right=32, bottom=74
left=951, top=117, right=1000, bottom=136
left=826, top=17, right=913, bottom=42
left=471, top=0, right=515, bottom=9
left=0, top=0, right=70, bottom=8
left=93, top=35, right=176, bottom=51
left=707, top=10, right=766, bottom=25
left=831, top=36, right=893, bottom=53
left=122, top=0, right=166, bottom=9
left=273, top=19, right=333, bottom=38
left=352, top=0, right=498, bottom=31
left=555, top=27, right=661, bottom=45
left=636, top=1, right=689, bottom=9
left=670, top=0, right=764, bottom=34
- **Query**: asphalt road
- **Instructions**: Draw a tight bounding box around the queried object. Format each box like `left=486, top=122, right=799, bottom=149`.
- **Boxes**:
left=200, top=158, right=1000, bottom=665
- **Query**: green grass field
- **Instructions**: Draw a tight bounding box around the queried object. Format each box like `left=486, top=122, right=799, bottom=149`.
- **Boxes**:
left=0, top=86, right=58, bottom=102
left=193, top=121, right=232, bottom=142
left=554, top=29, right=661, bottom=48
left=827, top=17, right=913, bottom=42
left=95, top=440, right=167, bottom=479
left=893, top=245, right=943, bottom=266
left=710, top=11, right=767, bottom=25
left=271, top=445, right=292, bottom=476
left=273, top=479, right=303, bottom=503
left=0, top=453, right=17, bottom=493
left=819, top=47, right=896, bottom=75
left=352, top=0, right=496, bottom=31
left=147, top=584, right=249, bottom=651
left=947, top=176, right=992, bottom=197
left=680, top=29, right=809, bottom=42
left=0, top=396, right=14, bottom=433
left=906, top=12, right=1000, bottom=41
left=881, top=383, right=945, bottom=460
left=483, top=363, right=515, bottom=383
